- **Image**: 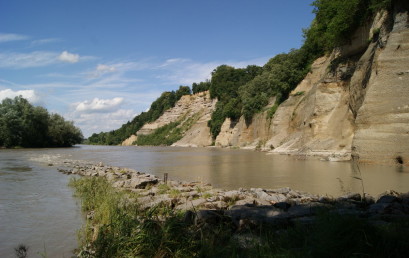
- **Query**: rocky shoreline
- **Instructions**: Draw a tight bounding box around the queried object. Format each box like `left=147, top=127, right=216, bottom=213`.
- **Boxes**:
left=55, top=159, right=409, bottom=227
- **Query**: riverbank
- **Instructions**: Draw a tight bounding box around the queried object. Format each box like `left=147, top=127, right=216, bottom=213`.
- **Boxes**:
left=57, top=159, right=409, bottom=257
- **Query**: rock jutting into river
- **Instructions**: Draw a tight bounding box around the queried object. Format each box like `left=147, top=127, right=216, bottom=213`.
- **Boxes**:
left=57, top=159, right=409, bottom=228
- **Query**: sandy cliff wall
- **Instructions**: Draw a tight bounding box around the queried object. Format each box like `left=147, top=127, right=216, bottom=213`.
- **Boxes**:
left=122, top=7, right=409, bottom=165
left=121, top=91, right=216, bottom=146
left=352, top=6, right=409, bottom=165
left=214, top=7, right=409, bottom=164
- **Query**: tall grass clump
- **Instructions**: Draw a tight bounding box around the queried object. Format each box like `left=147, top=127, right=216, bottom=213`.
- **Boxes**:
left=70, top=177, right=409, bottom=257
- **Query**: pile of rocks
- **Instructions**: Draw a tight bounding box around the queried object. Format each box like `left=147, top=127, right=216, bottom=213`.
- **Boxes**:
left=57, top=160, right=409, bottom=227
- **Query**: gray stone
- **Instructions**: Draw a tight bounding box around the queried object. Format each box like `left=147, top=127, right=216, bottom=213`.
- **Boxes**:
left=194, top=210, right=225, bottom=225
left=377, top=195, right=398, bottom=204
left=128, top=177, right=158, bottom=189
left=271, top=187, right=291, bottom=194
left=338, top=192, right=361, bottom=201
left=112, top=180, right=125, bottom=188
left=318, top=196, right=334, bottom=203
left=226, top=205, right=285, bottom=225
left=368, top=203, right=391, bottom=214
left=175, top=198, right=206, bottom=210
left=203, top=201, right=228, bottom=209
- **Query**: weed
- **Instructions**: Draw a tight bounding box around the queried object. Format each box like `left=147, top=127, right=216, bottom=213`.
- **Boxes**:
left=14, top=244, right=28, bottom=258
left=168, top=189, right=181, bottom=198
left=157, top=183, right=171, bottom=194
left=202, top=192, right=212, bottom=199
left=70, top=177, right=409, bottom=258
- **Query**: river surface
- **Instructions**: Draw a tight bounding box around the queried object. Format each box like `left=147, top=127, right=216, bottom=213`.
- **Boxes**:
left=1, top=145, right=409, bottom=256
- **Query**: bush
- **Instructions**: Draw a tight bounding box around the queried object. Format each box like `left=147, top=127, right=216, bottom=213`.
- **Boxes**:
left=0, top=96, right=83, bottom=148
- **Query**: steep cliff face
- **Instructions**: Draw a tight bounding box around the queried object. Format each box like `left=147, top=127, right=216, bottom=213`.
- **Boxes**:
left=216, top=55, right=355, bottom=160
left=216, top=7, right=408, bottom=164
left=121, top=91, right=216, bottom=146
left=353, top=6, right=409, bottom=165
left=123, top=7, right=408, bottom=165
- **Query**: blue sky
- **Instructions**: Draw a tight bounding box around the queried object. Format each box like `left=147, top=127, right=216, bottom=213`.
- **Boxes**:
left=0, top=1, right=314, bottom=137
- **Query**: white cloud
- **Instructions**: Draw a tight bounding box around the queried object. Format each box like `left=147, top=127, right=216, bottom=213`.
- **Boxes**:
left=30, top=38, right=61, bottom=46
left=0, top=51, right=58, bottom=68
left=89, top=64, right=117, bottom=78
left=71, top=109, right=137, bottom=137
left=74, top=97, right=124, bottom=113
left=155, top=57, right=269, bottom=85
left=0, top=33, right=29, bottom=43
left=58, top=51, right=80, bottom=63
left=0, top=89, right=42, bottom=105
left=97, top=64, right=116, bottom=73
left=0, top=50, right=92, bottom=68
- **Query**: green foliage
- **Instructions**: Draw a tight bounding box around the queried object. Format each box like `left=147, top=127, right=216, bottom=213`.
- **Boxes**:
left=240, top=49, right=311, bottom=123
left=87, top=88, right=191, bottom=145
left=207, top=102, right=226, bottom=139
left=304, top=0, right=393, bottom=54
left=267, top=103, right=279, bottom=119
left=71, top=176, right=409, bottom=257
left=136, top=113, right=201, bottom=146
left=136, top=121, right=182, bottom=146
left=192, top=81, right=210, bottom=94
left=293, top=91, right=305, bottom=96
left=0, top=96, right=83, bottom=148
left=207, top=65, right=262, bottom=138
left=88, top=0, right=394, bottom=142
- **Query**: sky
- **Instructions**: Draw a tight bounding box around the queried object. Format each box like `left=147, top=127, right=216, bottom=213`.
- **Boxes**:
left=0, top=1, right=315, bottom=137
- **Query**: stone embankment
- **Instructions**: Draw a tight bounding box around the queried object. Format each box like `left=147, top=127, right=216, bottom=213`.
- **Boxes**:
left=57, top=160, right=409, bottom=227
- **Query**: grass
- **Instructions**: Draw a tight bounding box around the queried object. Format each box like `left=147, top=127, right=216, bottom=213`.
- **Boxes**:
left=70, top=176, right=409, bottom=258
left=135, top=112, right=202, bottom=146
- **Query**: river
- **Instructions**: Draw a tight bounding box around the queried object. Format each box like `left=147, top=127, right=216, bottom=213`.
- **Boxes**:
left=1, top=145, right=408, bottom=256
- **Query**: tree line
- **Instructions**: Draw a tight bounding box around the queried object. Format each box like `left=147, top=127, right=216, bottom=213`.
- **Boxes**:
left=85, top=86, right=193, bottom=145
left=87, top=0, right=394, bottom=145
left=0, top=96, right=83, bottom=148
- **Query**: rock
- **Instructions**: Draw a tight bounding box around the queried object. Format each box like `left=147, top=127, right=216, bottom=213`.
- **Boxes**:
left=271, top=187, right=291, bottom=194
left=368, top=203, right=391, bottom=214
left=194, top=210, right=225, bottom=225
left=287, top=203, right=329, bottom=217
left=318, top=196, right=334, bottom=203
left=338, top=192, right=361, bottom=202
left=128, top=176, right=158, bottom=189
left=234, top=198, right=257, bottom=206
left=377, top=195, right=398, bottom=204
left=222, top=190, right=243, bottom=202
left=105, top=173, right=118, bottom=182
left=112, top=180, right=125, bottom=188
left=273, top=202, right=291, bottom=211
left=203, top=201, right=228, bottom=209
left=363, top=194, right=375, bottom=204
left=175, top=198, right=207, bottom=210
left=252, top=189, right=287, bottom=203
left=226, top=205, right=286, bottom=226
left=183, top=210, right=195, bottom=225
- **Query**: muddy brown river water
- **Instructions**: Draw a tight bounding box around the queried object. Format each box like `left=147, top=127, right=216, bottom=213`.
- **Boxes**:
left=1, top=145, right=408, bottom=256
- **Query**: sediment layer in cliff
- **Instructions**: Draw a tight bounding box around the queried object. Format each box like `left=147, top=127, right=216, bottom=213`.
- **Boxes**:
left=123, top=7, right=409, bottom=165
left=121, top=91, right=216, bottom=147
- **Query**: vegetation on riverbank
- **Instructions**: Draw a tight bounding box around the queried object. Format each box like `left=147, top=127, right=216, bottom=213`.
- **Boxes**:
left=86, top=0, right=395, bottom=144
left=70, top=176, right=409, bottom=257
left=85, top=86, right=192, bottom=145
left=135, top=112, right=201, bottom=146
left=0, top=96, right=83, bottom=148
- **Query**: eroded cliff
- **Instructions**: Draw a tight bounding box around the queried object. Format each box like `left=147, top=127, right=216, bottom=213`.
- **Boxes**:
left=123, top=7, right=409, bottom=165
